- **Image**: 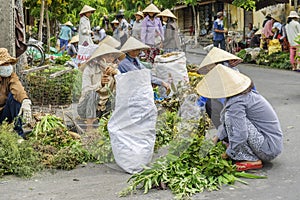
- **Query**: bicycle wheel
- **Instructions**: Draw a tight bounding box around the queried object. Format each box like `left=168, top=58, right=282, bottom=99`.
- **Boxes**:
left=26, top=44, right=45, bottom=67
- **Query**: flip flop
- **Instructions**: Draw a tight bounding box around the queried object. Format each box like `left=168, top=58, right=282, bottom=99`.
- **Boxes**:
left=235, top=162, right=263, bottom=171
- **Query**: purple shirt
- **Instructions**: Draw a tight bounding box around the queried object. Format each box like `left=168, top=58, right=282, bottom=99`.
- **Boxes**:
left=141, top=16, right=164, bottom=46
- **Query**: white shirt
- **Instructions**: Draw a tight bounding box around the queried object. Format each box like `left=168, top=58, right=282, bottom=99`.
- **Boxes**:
left=286, top=19, right=300, bottom=46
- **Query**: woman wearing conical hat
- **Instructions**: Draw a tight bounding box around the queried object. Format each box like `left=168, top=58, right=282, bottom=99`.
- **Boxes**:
left=131, top=11, right=144, bottom=41
left=157, top=9, right=181, bottom=52
left=77, top=44, right=125, bottom=131
left=141, top=3, right=164, bottom=63
left=118, top=37, right=169, bottom=90
left=78, top=5, right=96, bottom=46
left=196, top=64, right=283, bottom=171
left=59, top=21, right=73, bottom=52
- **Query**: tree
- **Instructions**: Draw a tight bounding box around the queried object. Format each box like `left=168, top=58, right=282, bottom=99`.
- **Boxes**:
left=232, top=0, right=256, bottom=11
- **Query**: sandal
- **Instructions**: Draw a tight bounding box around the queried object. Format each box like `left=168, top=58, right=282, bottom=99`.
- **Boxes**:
left=235, top=162, right=263, bottom=171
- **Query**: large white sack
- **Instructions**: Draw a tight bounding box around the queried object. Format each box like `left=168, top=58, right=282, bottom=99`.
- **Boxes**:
left=153, top=52, right=189, bottom=95
left=108, top=69, right=157, bottom=174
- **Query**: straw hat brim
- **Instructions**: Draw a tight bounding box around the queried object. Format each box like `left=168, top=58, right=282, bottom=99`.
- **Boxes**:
left=199, top=47, right=242, bottom=68
left=70, top=35, right=79, bottom=44
left=120, top=37, right=150, bottom=52
left=85, top=43, right=125, bottom=65
left=157, top=9, right=177, bottom=19
left=98, top=35, right=121, bottom=49
left=134, top=11, right=144, bottom=18
left=0, top=48, right=17, bottom=65
left=79, top=5, right=96, bottom=15
left=64, top=21, right=73, bottom=26
left=196, top=64, right=251, bottom=98
left=143, top=3, right=161, bottom=13
left=272, top=15, right=281, bottom=23
left=111, top=19, right=119, bottom=24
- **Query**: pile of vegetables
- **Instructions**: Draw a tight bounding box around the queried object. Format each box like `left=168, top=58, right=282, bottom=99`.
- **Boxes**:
left=25, top=65, right=82, bottom=105
left=29, top=114, right=90, bottom=170
left=237, top=49, right=291, bottom=70
left=120, top=132, right=266, bottom=199
left=0, top=122, right=41, bottom=178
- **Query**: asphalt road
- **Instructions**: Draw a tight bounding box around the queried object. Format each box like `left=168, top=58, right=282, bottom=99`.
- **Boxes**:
left=1, top=51, right=300, bottom=200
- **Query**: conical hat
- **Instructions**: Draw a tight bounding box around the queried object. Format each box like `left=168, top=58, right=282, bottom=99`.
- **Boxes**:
left=157, top=9, right=177, bottom=19
left=0, top=48, right=17, bottom=65
left=98, top=35, right=121, bottom=48
left=111, top=19, right=119, bottom=24
left=142, top=3, right=161, bottom=13
left=79, top=5, right=96, bottom=15
left=272, top=15, right=281, bottom=23
left=70, top=35, right=79, bottom=44
left=86, top=43, right=125, bottom=65
left=120, top=37, right=150, bottom=52
left=134, top=11, right=144, bottom=18
left=196, top=64, right=251, bottom=98
left=199, top=47, right=242, bottom=68
left=64, top=21, right=73, bottom=26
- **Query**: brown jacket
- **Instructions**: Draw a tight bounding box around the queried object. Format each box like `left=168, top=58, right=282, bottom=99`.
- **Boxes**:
left=0, top=72, right=28, bottom=111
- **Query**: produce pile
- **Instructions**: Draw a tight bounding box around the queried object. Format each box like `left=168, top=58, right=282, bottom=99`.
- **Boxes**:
left=120, top=120, right=266, bottom=199
left=23, top=65, right=82, bottom=106
left=237, top=49, right=291, bottom=70
left=0, top=113, right=112, bottom=177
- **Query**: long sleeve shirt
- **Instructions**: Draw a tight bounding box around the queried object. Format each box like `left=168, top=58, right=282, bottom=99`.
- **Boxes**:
left=0, top=73, right=28, bottom=111
left=79, top=16, right=93, bottom=45
left=141, top=16, right=164, bottom=46
left=118, top=54, right=164, bottom=86
left=217, top=90, right=283, bottom=159
left=132, top=20, right=143, bottom=41
left=262, top=19, right=274, bottom=38
left=286, top=20, right=300, bottom=46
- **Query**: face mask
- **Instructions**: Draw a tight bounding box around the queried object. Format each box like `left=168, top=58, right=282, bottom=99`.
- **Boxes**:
left=0, top=65, right=13, bottom=77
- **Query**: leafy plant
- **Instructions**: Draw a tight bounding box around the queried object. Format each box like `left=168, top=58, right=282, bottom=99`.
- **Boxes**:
left=0, top=122, right=42, bottom=177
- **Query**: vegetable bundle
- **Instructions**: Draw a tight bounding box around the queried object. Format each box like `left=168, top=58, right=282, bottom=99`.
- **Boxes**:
left=24, top=65, right=82, bottom=106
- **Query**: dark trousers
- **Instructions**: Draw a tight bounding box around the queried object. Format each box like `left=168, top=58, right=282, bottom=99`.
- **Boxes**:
left=205, top=99, right=224, bottom=129
left=213, top=39, right=226, bottom=50
left=0, top=93, right=23, bottom=137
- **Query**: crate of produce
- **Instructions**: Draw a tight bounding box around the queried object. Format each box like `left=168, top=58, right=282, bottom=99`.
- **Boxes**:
left=21, top=65, right=82, bottom=106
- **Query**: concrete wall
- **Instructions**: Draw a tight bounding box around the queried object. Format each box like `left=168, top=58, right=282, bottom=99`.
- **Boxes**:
left=0, top=0, right=15, bottom=56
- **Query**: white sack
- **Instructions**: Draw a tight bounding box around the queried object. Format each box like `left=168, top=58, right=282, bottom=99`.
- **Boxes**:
left=108, top=69, right=157, bottom=174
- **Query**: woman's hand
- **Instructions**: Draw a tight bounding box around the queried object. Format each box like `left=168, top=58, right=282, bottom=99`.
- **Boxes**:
left=105, top=66, right=118, bottom=76
left=212, top=135, right=219, bottom=145
left=221, top=152, right=229, bottom=159
left=101, top=74, right=110, bottom=86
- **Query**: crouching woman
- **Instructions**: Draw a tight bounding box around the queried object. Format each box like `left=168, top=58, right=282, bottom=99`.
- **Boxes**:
left=196, top=64, right=283, bottom=171
left=77, top=44, right=125, bottom=131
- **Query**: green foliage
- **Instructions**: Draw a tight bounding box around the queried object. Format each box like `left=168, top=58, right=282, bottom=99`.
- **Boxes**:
left=84, top=114, right=115, bottom=164
left=0, top=122, right=42, bottom=178
left=155, top=111, right=180, bottom=151
left=232, top=0, right=256, bottom=11
left=29, top=114, right=90, bottom=170
left=236, top=49, right=252, bottom=63
left=120, top=135, right=236, bottom=199
left=54, top=54, right=71, bottom=65
left=25, top=66, right=82, bottom=105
